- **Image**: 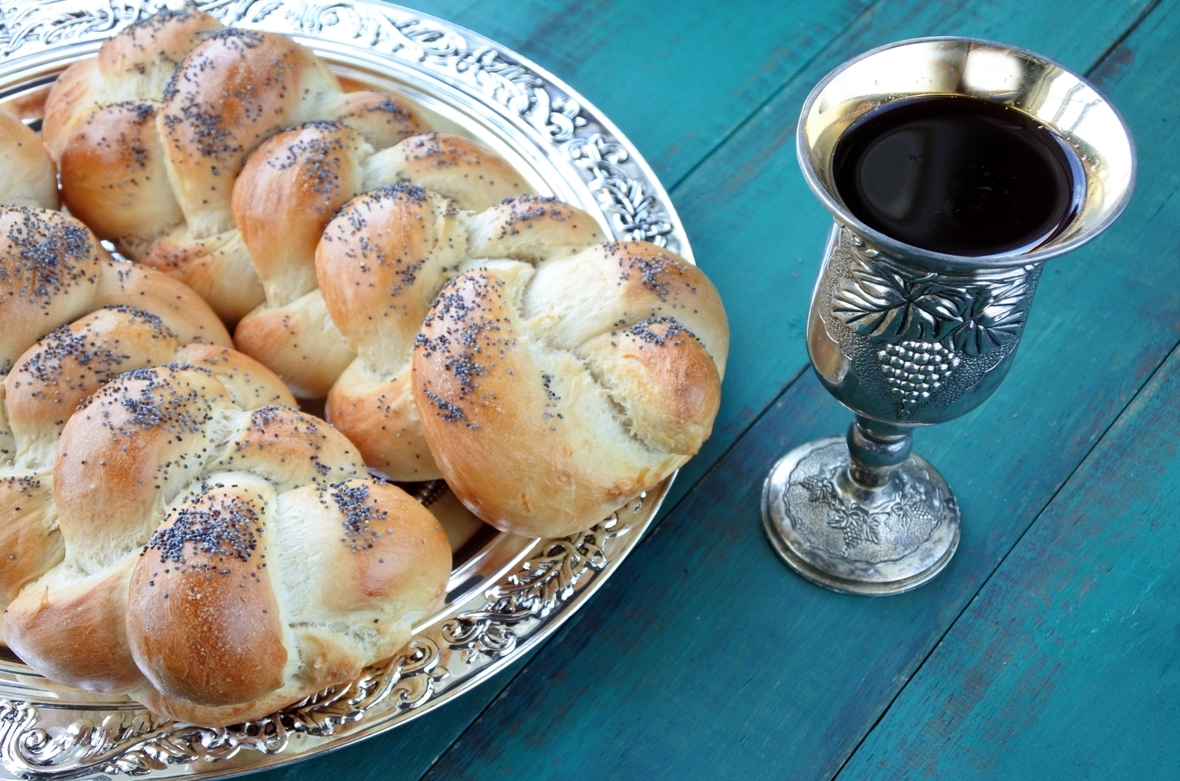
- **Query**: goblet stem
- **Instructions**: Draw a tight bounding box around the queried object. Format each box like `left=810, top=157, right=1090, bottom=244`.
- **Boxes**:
left=846, top=417, right=911, bottom=490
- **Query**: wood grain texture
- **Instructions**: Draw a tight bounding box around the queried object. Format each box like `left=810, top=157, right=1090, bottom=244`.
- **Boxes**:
left=395, top=0, right=481, bottom=21
left=841, top=342, right=1180, bottom=780
left=414, top=1, right=1180, bottom=778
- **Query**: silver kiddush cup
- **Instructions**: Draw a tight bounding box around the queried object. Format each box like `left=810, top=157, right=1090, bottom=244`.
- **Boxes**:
left=762, top=38, right=1135, bottom=595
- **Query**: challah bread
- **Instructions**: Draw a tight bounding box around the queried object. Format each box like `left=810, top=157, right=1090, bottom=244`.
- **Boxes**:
left=231, top=120, right=528, bottom=398
left=2, top=350, right=293, bottom=679
left=3, top=358, right=450, bottom=727
left=43, top=8, right=447, bottom=322
left=0, top=334, right=253, bottom=637
left=0, top=206, right=229, bottom=376
left=318, top=190, right=602, bottom=480
left=0, top=206, right=233, bottom=634
left=413, top=242, right=728, bottom=537
left=0, top=106, right=59, bottom=210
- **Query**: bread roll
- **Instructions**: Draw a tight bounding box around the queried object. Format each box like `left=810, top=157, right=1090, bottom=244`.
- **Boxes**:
left=231, top=120, right=528, bottom=398
left=3, top=358, right=450, bottom=727
left=0, top=205, right=228, bottom=377
left=43, top=9, right=465, bottom=322
left=413, top=242, right=728, bottom=537
left=0, top=206, right=233, bottom=640
left=319, top=191, right=602, bottom=481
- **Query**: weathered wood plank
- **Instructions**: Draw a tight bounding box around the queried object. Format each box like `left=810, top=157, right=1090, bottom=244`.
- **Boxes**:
left=415, top=1, right=1180, bottom=778
left=840, top=343, right=1180, bottom=780
left=395, top=0, right=481, bottom=20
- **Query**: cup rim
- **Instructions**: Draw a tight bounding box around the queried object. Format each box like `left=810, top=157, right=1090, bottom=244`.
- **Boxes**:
left=795, top=35, right=1138, bottom=271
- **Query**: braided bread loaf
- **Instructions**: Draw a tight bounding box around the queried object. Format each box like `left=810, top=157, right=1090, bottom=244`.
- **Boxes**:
left=235, top=121, right=728, bottom=530
left=231, top=121, right=527, bottom=398
left=42, top=8, right=439, bottom=321
left=0, top=106, right=58, bottom=210
left=2, top=357, right=450, bottom=727
left=0, top=205, right=231, bottom=627
left=317, top=189, right=603, bottom=481
left=414, top=242, right=729, bottom=538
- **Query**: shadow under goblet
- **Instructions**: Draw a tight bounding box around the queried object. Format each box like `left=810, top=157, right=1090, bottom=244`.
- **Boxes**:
left=762, top=37, right=1136, bottom=595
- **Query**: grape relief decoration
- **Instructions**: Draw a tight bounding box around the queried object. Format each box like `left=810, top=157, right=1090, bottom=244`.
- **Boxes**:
left=797, top=461, right=942, bottom=560
left=832, top=249, right=1036, bottom=416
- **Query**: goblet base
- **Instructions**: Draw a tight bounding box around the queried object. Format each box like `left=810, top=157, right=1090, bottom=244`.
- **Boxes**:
left=761, top=438, right=960, bottom=596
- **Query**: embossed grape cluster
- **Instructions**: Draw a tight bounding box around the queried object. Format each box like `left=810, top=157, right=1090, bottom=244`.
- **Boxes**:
left=877, top=341, right=960, bottom=409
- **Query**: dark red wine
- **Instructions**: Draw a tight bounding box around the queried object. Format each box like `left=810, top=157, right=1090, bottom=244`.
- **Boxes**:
left=832, top=95, right=1084, bottom=256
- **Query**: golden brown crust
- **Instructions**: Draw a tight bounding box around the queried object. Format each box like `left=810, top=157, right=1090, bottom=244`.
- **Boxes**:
left=317, top=192, right=611, bottom=481
left=584, top=320, right=721, bottom=454
left=176, top=343, right=297, bottom=410
left=412, top=242, right=729, bottom=537
left=324, top=90, right=427, bottom=149
left=317, top=184, right=464, bottom=370
left=4, top=359, right=281, bottom=694
left=0, top=252, right=230, bottom=435
left=0, top=108, right=58, bottom=210
left=139, top=227, right=263, bottom=323
left=41, top=58, right=100, bottom=161
left=524, top=241, right=730, bottom=376
left=414, top=267, right=622, bottom=535
left=465, top=195, right=605, bottom=260
left=313, top=480, right=451, bottom=615
left=60, top=101, right=181, bottom=239
left=366, top=133, right=528, bottom=210
left=325, top=360, right=439, bottom=480
left=96, top=8, right=222, bottom=76
left=3, top=356, right=450, bottom=725
left=51, top=368, right=237, bottom=560
left=158, top=29, right=338, bottom=236
left=227, top=110, right=449, bottom=398
left=0, top=476, right=59, bottom=608
left=91, top=258, right=232, bottom=346
left=128, top=481, right=287, bottom=706
left=45, top=11, right=432, bottom=319
left=213, top=405, right=363, bottom=489
left=4, top=307, right=187, bottom=438
left=0, top=207, right=107, bottom=375
left=232, top=122, right=365, bottom=303
left=0, top=206, right=227, bottom=378
left=315, top=184, right=462, bottom=479
left=42, top=9, right=223, bottom=161
left=3, top=563, right=143, bottom=692
left=232, top=294, right=355, bottom=398
left=0, top=209, right=234, bottom=650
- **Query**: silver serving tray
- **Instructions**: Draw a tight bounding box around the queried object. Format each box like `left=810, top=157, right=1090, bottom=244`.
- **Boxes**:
left=0, top=1, right=693, bottom=777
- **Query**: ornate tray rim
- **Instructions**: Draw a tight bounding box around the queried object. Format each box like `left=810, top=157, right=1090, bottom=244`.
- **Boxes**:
left=0, top=1, right=692, bottom=778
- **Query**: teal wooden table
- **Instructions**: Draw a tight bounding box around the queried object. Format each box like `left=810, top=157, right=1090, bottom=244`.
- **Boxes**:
left=259, top=1, right=1180, bottom=778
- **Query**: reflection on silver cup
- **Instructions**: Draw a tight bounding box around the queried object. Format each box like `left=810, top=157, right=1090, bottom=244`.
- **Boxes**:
left=762, top=37, right=1136, bottom=595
